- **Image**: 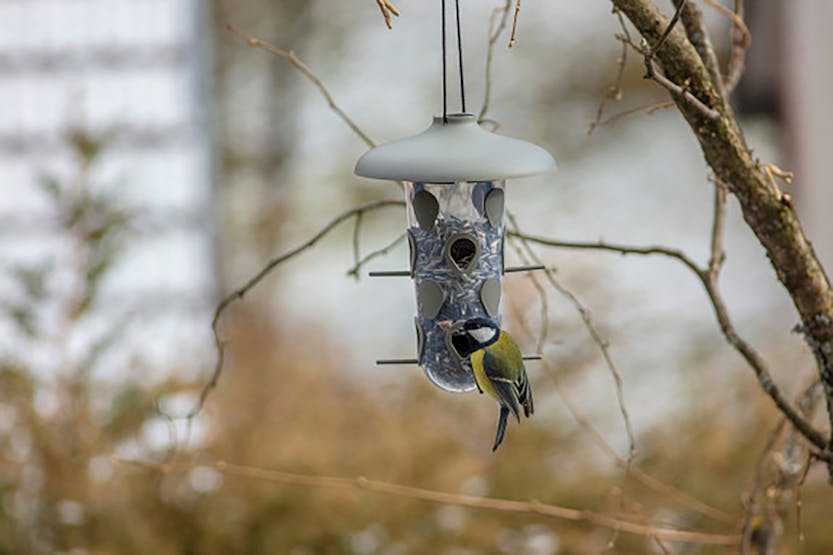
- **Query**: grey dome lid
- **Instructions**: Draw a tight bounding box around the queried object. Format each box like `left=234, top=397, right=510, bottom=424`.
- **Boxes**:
left=355, top=113, right=556, bottom=182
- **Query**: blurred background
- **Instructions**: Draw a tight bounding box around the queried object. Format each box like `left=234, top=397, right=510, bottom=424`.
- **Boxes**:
left=1, top=0, right=832, bottom=553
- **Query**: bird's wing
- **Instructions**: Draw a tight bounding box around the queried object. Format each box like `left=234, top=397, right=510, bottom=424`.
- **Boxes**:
left=517, top=368, right=533, bottom=417
left=482, top=350, right=521, bottom=422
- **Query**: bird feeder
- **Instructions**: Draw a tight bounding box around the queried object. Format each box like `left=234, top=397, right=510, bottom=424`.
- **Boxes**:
left=355, top=113, right=555, bottom=392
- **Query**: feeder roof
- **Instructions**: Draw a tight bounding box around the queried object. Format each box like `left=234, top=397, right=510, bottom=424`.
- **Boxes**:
left=355, top=113, right=556, bottom=182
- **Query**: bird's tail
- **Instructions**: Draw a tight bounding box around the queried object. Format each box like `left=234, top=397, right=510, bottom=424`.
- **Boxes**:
left=492, top=405, right=510, bottom=451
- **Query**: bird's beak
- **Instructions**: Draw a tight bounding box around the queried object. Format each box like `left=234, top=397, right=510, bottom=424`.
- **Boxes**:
left=436, top=320, right=453, bottom=332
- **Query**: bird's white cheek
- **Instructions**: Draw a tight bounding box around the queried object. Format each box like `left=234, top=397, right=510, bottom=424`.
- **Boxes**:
left=469, top=328, right=497, bottom=343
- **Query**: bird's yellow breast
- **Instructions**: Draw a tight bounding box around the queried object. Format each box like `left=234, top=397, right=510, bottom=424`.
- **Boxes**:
left=471, top=348, right=498, bottom=400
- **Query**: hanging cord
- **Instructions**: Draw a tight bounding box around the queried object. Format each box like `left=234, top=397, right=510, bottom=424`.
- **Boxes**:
left=441, top=0, right=448, bottom=123
left=454, top=0, right=466, bottom=113
left=441, top=0, right=467, bottom=121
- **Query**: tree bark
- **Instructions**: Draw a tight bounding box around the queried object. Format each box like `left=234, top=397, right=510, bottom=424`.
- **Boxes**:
left=609, top=0, right=833, bottom=461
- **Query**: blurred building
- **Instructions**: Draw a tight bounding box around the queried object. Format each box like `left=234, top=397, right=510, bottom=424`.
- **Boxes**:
left=0, top=0, right=216, bottom=375
left=738, top=0, right=833, bottom=272
left=783, top=1, right=833, bottom=273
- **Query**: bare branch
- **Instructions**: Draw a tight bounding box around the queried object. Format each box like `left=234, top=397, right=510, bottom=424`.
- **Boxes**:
left=183, top=200, right=405, bottom=419
left=796, top=451, right=815, bottom=543
left=651, top=0, right=686, bottom=54
left=524, top=354, right=737, bottom=523
left=654, top=537, right=672, bottom=555
left=505, top=243, right=552, bottom=355
left=346, top=232, right=407, bottom=279
left=642, top=55, right=719, bottom=119
left=674, top=0, right=724, bottom=96
left=351, top=211, right=364, bottom=282
left=607, top=1, right=833, bottom=476
left=479, top=0, right=513, bottom=123
left=762, top=162, right=793, bottom=202
left=507, top=214, right=638, bottom=462
left=701, top=0, right=750, bottom=94
left=637, top=2, right=720, bottom=118
left=596, top=100, right=674, bottom=129
left=611, top=4, right=720, bottom=121
left=507, top=248, right=735, bottom=525
left=707, top=179, right=728, bottom=277
left=375, top=0, right=400, bottom=29
left=509, top=230, right=829, bottom=451
left=507, top=232, right=701, bottom=274
left=508, top=0, right=522, bottom=47
left=741, top=376, right=821, bottom=553
left=588, top=10, right=629, bottom=135
left=115, top=457, right=741, bottom=546
left=227, top=24, right=376, bottom=148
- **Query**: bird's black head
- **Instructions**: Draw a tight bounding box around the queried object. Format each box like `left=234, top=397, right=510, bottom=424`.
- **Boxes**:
left=450, top=317, right=500, bottom=358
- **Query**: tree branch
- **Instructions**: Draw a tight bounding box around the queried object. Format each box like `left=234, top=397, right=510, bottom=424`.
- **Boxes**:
left=505, top=252, right=735, bottom=523
left=612, top=3, right=720, bottom=119
left=509, top=230, right=830, bottom=451
left=115, top=457, right=741, bottom=546
left=507, top=214, right=638, bottom=462
left=673, top=0, right=724, bottom=97
left=227, top=24, right=376, bottom=148
left=184, top=200, right=405, bottom=419
left=701, top=0, right=749, bottom=95
left=537, top=351, right=736, bottom=523
left=608, top=0, right=833, bottom=475
left=508, top=0, right=522, bottom=47
left=346, top=231, right=407, bottom=279
left=588, top=9, right=630, bottom=135
left=375, top=0, right=400, bottom=29
left=479, top=0, right=513, bottom=123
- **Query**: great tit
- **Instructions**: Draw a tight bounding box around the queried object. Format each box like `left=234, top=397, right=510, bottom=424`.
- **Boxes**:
left=451, top=318, right=534, bottom=451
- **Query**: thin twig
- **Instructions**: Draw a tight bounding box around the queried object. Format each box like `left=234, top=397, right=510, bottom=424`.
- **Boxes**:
left=531, top=273, right=550, bottom=354
left=596, top=100, right=674, bottom=129
left=114, top=457, right=741, bottom=545
left=707, top=179, right=728, bottom=277
left=701, top=0, right=750, bottom=95
left=654, top=536, right=672, bottom=555
left=507, top=214, right=638, bottom=463
left=652, top=0, right=686, bottom=54
left=346, top=232, right=407, bottom=279
left=740, top=417, right=786, bottom=553
left=623, top=2, right=719, bottom=120
left=610, top=6, right=719, bottom=120
left=227, top=24, right=376, bottom=148
left=588, top=10, right=629, bottom=136
left=351, top=211, right=364, bottom=282
left=701, top=0, right=750, bottom=45
left=504, top=236, right=550, bottom=353
left=762, top=162, right=794, bottom=203
left=796, top=453, right=814, bottom=543
left=741, top=376, right=821, bottom=553
left=479, top=0, right=512, bottom=122
left=509, top=231, right=829, bottom=452
left=375, top=0, right=400, bottom=29
left=508, top=0, right=522, bottom=47
left=183, top=200, right=405, bottom=419
left=506, top=242, right=730, bottom=527
left=674, top=0, right=724, bottom=96
left=643, top=56, right=719, bottom=119
left=539, top=357, right=735, bottom=523
left=508, top=232, right=701, bottom=274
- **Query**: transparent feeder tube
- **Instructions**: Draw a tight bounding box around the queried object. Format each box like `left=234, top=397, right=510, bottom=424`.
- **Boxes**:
left=405, top=180, right=506, bottom=392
